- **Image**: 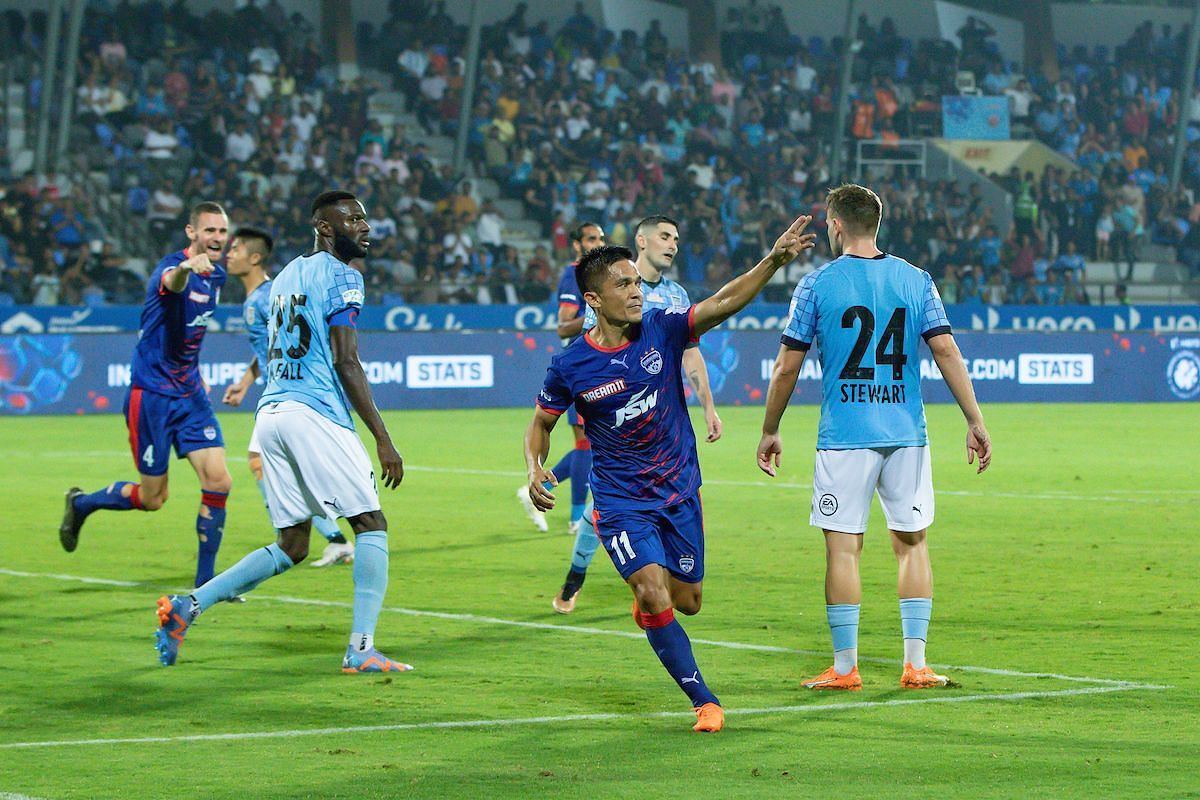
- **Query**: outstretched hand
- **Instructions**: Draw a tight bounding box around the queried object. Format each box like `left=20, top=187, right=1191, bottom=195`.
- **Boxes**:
left=769, top=214, right=818, bottom=265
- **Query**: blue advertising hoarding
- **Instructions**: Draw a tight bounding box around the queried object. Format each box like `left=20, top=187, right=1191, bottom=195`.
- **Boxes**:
left=2, top=303, right=1198, bottom=335
left=2, top=330, right=1195, bottom=416
left=942, top=95, right=1011, bottom=140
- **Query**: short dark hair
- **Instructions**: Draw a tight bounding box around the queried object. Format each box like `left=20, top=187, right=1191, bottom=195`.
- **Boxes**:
left=570, top=221, right=602, bottom=242
left=189, top=201, right=227, bottom=225
left=826, top=184, right=882, bottom=236
left=636, top=215, right=678, bottom=236
left=576, top=244, right=634, bottom=295
left=311, top=190, right=358, bottom=218
left=234, top=226, right=274, bottom=257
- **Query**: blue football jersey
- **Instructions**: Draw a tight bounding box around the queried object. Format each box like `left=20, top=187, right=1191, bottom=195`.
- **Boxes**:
left=259, top=252, right=364, bottom=430
left=537, top=308, right=700, bottom=510
left=243, top=278, right=273, bottom=370
left=131, top=249, right=226, bottom=397
left=781, top=253, right=951, bottom=449
left=556, top=263, right=584, bottom=344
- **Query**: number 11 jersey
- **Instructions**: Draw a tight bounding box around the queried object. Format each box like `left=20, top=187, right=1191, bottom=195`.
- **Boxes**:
left=781, top=253, right=951, bottom=450
left=259, top=251, right=365, bottom=430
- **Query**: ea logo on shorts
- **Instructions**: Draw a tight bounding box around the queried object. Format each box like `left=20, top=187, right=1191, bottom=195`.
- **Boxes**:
left=678, top=555, right=695, bottom=574
left=640, top=348, right=663, bottom=375
left=1166, top=351, right=1200, bottom=399
left=203, top=426, right=217, bottom=441
left=818, top=494, right=838, bottom=516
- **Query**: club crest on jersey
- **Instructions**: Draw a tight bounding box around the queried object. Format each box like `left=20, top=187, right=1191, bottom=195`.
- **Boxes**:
left=640, top=348, right=663, bottom=375
left=244, top=306, right=256, bottom=325
left=203, top=425, right=217, bottom=441
left=581, top=378, right=627, bottom=403
left=678, top=555, right=695, bottom=574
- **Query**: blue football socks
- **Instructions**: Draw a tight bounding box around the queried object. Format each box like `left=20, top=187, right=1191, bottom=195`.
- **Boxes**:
left=74, top=481, right=143, bottom=517
left=569, top=499, right=600, bottom=573
left=195, top=491, right=227, bottom=586
left=569, top=448, right=592, bottom=512
left=642, top=608, right=719, bottom=708
left=313, top=515, right=345, bottom=543
left=350, top=531, right=389, bottom=649
left=900, top=597, right=933, bottom=669
left=827, top=603, right=860, bottom=675
left=193, top=542, right=294, bottom=613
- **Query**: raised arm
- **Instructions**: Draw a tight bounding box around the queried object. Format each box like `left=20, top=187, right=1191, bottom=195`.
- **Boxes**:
left=161, top=252, right=213, bottom=294
left=691, top=215, right=815, bottom=336
left=926, top=333, right=991, bottom=473
left=331, top=325, right=404, bottom=488
left=523, top=406, right=561, bottom=510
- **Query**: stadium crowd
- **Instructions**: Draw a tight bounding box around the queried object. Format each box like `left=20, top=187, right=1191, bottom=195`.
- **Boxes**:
left=1, top=1, right=1197, bottom=307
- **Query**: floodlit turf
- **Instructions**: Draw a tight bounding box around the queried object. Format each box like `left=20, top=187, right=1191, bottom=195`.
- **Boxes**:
left=0, top=403, right=1196, bottom=799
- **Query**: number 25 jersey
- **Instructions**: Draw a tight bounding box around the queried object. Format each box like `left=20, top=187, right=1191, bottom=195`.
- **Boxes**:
left=781, top=253, right=951, bottom=450
left=259, top=251, right=365, bottom=430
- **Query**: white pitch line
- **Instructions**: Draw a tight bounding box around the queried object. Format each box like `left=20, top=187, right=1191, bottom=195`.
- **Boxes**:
left=0, top=569, right=1166, bottom=691
left=0, top=793, right=51, bottom=800
left=0, top=685, right=1148, bottom=751
left=17, top=450, right=1199, bottom=501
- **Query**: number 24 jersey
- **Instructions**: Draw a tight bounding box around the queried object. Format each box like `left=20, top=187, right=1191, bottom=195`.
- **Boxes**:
left=781, top=253, right=951, bottom=450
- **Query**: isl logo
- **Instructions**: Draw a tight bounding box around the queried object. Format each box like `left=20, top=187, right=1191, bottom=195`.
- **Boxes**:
left=1166, top=351, right=1200, bottom=400
left=640, top=348, right=663, bottom=375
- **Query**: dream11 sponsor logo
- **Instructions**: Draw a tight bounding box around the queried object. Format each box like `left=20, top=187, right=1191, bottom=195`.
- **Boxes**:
left=405, top=355, right=494, bottom=388
left=1016, top=354, right=1094, bottom=385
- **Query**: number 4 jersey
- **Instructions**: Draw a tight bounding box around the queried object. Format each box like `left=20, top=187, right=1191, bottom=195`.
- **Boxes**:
left=782, top=253, right=951, bottom=450
left=259, top=251, right=365, bottom=430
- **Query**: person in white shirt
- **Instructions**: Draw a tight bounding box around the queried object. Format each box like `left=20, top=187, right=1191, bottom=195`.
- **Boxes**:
left=289, top=101, right=318, bottom=142
left=476, top=200, right=504, bottom=250
left=141, top=119, right=178, bottom=160
left=225, top=123, right=257, bottom=162
left=246, top=60, right=273, bottom=102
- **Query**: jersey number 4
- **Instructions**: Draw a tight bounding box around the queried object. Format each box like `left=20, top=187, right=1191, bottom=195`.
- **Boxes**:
left=268, top=294, right=312, bottom=360
left=839, top=306, right=908, bottom=381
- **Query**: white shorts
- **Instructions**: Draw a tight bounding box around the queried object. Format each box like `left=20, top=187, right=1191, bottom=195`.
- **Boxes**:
left=255, top=400, right=379, bottom=528
left=248, top=423, right=261, bottom=454
left=810, top=446, right=934, bottom=534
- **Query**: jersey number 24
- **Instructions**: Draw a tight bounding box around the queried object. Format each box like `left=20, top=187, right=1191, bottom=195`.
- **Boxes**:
left=839, top=306, right=908, bottom=381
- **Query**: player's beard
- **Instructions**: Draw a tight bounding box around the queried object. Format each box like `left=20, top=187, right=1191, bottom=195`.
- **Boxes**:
left=828, top=231, right=843, bottom=258
left=333, top=231, right=368, bottom=261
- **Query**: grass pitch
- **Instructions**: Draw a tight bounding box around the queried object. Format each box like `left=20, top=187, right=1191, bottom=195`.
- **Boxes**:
left=0, top=403, right=1196, bottom=799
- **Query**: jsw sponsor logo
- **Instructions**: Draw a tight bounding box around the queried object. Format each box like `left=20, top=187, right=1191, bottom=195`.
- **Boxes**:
left=615, top=387, right=658, bottom=427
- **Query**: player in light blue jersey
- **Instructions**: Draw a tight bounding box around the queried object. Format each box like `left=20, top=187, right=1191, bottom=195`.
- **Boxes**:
left=222, top=227, right=355, bottom=567
left=757, top=184, right=992, bottom=690
left=551, top=216, right=723, bottom=614
left=156, top=191, right=411, bottom=674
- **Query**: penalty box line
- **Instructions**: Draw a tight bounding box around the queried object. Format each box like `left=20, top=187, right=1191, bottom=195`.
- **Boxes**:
left=0, top=685, right=1155, bottom=751
left=0, top=568, right=1165, bottom=693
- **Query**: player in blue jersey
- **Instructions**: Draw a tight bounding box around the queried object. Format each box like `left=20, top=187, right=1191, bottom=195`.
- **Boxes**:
left=524, top=215, right=816, bottom=732
left=221, top=227, right=355, bottom=567
left=550, top=215, right=723, bottom=614
left=155, top=190, right=411, bottom=673
left=59, top=202, right=234, bottom=589
left=517, top=222, right=606, bottom=536
left=757, top=184, right=992, bottom=691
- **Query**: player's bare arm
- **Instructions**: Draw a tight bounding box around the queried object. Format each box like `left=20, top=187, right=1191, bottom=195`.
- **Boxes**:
left=691, top=215, right=816, bottom=336
left=161, top=251, right=214, bottom=293
left=557, top=305, right=585, bottom=339
left=222, top=357, right=259, bottom=406
left=757, top=344, right=809, bottom=476
left=682, top=347, right=722, bottom=443
left=927, top=333, right=992, bottom=473
left=523, top=407, right=560, bottom=511
left=331, top=325, right=404, bottom=489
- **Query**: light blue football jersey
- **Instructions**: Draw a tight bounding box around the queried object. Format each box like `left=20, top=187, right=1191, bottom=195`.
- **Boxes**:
left=243, top=278, right=273, bottom=371
left=781, top=253, right=951, bottom=450
left=584, top=274, right=695, bottom=348
left=259, top=252, right=365, bottom=430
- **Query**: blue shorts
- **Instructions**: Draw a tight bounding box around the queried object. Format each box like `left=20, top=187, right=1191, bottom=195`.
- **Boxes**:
left=593, top=493, right=705, bottom=583
left=124, top=386, right=224, bottom=476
